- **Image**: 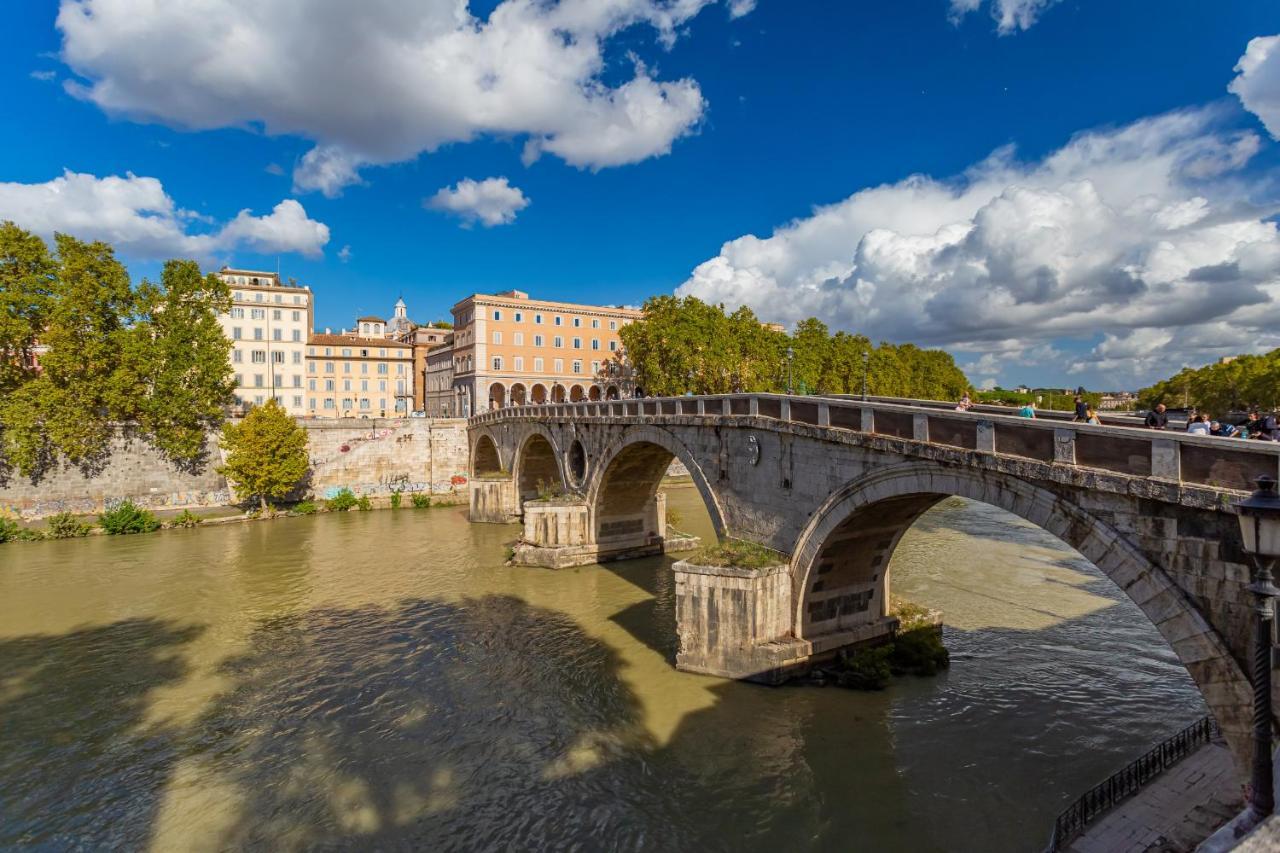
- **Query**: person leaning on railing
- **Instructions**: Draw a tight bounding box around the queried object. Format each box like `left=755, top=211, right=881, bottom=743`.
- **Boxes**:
left=1144, top=403, right=1168, bottom=429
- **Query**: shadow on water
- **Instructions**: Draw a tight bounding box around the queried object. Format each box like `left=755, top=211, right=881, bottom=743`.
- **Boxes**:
left=599, top=554, right=682, bottom=665
left=0, top=618, right=205, bottom=848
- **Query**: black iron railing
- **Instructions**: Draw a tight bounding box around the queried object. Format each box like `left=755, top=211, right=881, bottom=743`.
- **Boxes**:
left=1045, top=716, right=1219, bottom=852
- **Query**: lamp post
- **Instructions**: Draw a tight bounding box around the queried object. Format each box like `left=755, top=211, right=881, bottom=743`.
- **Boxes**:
left=861, top=350, right=870, bottom=402
left=786, top=347, right=794, bottom=395
left=1234, top=474, right=1280, bottom=820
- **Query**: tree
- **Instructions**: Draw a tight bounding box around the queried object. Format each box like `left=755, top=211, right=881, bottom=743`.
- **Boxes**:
left=1, top=233, right=135, bottom=475
left=0, top=222, right=55, bottom=397
left=218, top=399, right=310, bottom=511
left=115, top=260, right=235, bottom=466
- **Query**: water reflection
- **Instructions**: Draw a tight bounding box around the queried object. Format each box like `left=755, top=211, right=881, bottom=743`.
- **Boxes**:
left=0, top=491, right=1208, bottom=852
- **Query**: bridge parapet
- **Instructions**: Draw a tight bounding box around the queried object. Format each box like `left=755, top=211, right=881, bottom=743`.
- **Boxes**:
left=471, top=393, right=1280, bottom=494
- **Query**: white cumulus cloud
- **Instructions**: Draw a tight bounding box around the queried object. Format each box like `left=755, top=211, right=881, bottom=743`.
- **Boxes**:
left=948, top=0, right=1061, bottom=34
left=0, top=170, right=330, bottom=259
left=427, top=177, right=530, bottom=228
left=676, top=105, right=1280, bottom=388
left=55, top=0, right=749, bottom=195
left=1230, top=35, right=1280, bottom=139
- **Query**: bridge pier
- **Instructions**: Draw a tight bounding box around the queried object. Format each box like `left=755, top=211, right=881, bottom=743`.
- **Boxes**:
left=673, top=556, right=898, bottom=683
left=513, top=492, right=700, bottom=568
left=469, top=477, right=519, bottom=523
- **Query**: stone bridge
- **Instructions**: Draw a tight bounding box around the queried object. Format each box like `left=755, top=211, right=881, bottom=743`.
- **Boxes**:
left=467, top=392, right=1280, bottom=775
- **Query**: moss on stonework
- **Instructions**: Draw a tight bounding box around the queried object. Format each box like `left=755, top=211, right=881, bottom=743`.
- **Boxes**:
left=687, top=537, right=784, bottom=569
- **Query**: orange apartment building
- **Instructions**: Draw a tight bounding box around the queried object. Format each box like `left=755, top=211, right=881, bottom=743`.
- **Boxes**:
left=446, top=290, right=641, bottom=416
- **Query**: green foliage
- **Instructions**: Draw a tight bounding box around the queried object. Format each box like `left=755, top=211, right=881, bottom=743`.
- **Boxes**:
left=292, top=500, right=319, bottom=515
left=974, top=388, right=1101, bottom=412
left=98, top=500, right=161, bottom=535
left=0, top=225, right=234, bottom=477
left=44, top=511, right=92, bottom=539
left=665, top=505, right=682, bottom=528
left=688, top=537, right=784, bottom=569
left=890, top=628, right=950, bottom=676
left=1139, top=351, right=1280, bottom=414
left=356, top=495, right=373, bottom=511
left=327, top=488, right=358, bottom=511
left=619, top=295, right=970, bottom=398
left=218, top=399, right=310, bottom=511
left=0, top=517, right=25, bottom=543
left=836, top=646, right=893, bottom=690
left=390, top=492, right=402, bottom=509
left=170, top=509, right=203, bottom=528
left=410, top=493, right=431, bottom=508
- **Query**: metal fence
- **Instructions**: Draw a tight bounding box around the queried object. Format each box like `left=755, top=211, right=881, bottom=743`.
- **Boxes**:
left=1045, top=716, right=1219, bottom=852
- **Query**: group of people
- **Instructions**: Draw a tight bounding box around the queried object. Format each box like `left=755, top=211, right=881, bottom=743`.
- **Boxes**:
left=953, top=393, right=1101, bottom=423
left=1144, top=403, right=1280, bottom=440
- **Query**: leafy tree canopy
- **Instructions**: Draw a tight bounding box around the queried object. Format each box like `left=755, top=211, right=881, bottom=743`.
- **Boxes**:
left=619, top=295, right=970, bottom=400
left=218, top=399, right=310, bottom=511
left=1138, top=351, right=1280, bottom=415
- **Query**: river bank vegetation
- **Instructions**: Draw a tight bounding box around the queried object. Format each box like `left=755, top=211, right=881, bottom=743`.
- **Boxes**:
left=617, top=296, right=970, bottom=399
left=0, top=223, right=235, bottom=480
left=1138, top=349, right=1280, bottom=413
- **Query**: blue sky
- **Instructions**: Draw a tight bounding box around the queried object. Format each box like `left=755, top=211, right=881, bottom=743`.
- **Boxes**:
left=2, top=1, right=1279, bottom=390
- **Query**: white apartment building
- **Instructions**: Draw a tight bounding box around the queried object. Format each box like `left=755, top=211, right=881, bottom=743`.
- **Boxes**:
left=215, top=268, right=313, bottom=416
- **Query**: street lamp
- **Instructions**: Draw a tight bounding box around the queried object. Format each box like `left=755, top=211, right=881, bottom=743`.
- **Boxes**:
left=861, top=350, right=870, bottom=402
left=1234, top=474, right=1280, bottom=820
left=786, top=347, right=795, bottom=395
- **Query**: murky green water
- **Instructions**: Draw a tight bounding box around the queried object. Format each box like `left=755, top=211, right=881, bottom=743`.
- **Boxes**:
left=0, top=489, right=1206, bottom=851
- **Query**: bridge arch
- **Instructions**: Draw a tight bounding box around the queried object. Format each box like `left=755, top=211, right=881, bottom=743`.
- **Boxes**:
left=472, top=433, right=504, bottom=476
left=586, top=425, right=727, bottom=545
left=514, top=428, right=565, bottom=503
left=789, top=460, right=1254, bottom=767
left=531, top=383, right=548, bottom=404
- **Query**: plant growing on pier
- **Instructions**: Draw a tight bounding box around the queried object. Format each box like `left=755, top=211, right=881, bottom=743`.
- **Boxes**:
left=218, top=399, right=310, bottom=513
left=326, top=488, right=358, bottom=511
left=410, top=493, right=431, bottom=508
left=356, top=495, right=373, bottom=511
left=292, top=500, right=318, bottom=515
left=665, top=506, right=682, bottom=528
left=44, top=511, right=93, bottom=538
left=0, top=517, right=25, bottom=543
left=99, top=500, right=161, bottom=535
left=390, top=492, right=402, bottom=509
left=688, top=537, right=784, bottom=569
left=837, top=646, right=893, bottom=690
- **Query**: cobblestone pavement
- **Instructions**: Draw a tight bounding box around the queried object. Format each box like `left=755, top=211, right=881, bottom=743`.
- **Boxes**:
left=1067, top=740, right=1242, bottom=853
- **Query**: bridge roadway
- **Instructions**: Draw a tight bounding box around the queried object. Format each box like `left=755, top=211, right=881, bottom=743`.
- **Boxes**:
left=466, top=392, right=1280, bottom=779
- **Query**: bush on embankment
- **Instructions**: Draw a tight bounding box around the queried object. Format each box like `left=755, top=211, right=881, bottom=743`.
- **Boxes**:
left=99, top=500, right=161, bottom=535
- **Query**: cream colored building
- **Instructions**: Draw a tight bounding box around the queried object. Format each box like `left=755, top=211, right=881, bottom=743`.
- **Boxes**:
left=449, top=290, right=641, bottom=415
left=215, top=268, right=313, bottom=416
left=305, top=333, right=413, bottom=418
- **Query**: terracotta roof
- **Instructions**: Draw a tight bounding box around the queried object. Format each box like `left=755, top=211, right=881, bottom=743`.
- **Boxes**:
left=356, top=315, right=386, bottom=323
left=308, top=334, right=409, bottom=348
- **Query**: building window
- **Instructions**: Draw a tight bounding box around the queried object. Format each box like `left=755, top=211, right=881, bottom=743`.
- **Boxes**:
left=514, top=357, right=523, bottom=371
left=252, top=350, right=266, bottom=364
left=493, top=356, right=503, bottom=370
left=344, top=362, right=351, bottom=373
left=361, top=363, right=369, bottom=374
left=609, top=340, right=618, bottom=352
left=273, top=309, right=282, bottom=321
left=492, top=331, right=502, bottom=344
left=573, top=317, right=581, bottom=328
left=292, top=330, right=301, bottom=342
left=554, top=316, right=562, bottom=326
left=609, top=320, right=617, bottom=331
left=514, top=312, right=523, bottom=322
left=379, top=349, right=386, bottom=357
left=325, top=379, right=334, bottom=391
left=273, top=329, right=282, bottom=341
left=591, top=339, right=600, bottom=350
left=377, top=363, right=388, bottom=374
left=233, top=350, right=243, bottom=363
left=292, top=351, right=301, bottom=364
left=232, top=327, right=242, bottom=340
left=325, top=362, right=334, bottom=373
left=360, top=398, right=370, bottom=410
left=231, top=307, right=244, bottom=319
left=361, top=380, right=369, bottom=391
left=272, top=351, right=285, bottom=364
left=255, top=293, right=264, bottom=302
left=254, top=374, right=264, bottom=387
left=253, top=328, right=263, bottom=341
left=554, top=358, right=564, bottom=373
left=342, top=398, right=352, bottom=410
left=534, top=357, right=544, bottom=371
left=295, top=295, right=303, bottom=305
left=592, top=318, right=600, bottom=329
left=572, top=360, right=582, bottom=374
left=592, top=361, right=600, bottom=373
left=379, top=380, right=386, bottom=392
left=343, top=379, right=352, bottom=391
left=293, top=375, right=302, bottom=388
left=324, top=347, right=332, bottom=356
left=234, top=373, right=242, bottom=387
left=293, top=396, right=303, bottom=408
left=293, top=311, right=301, bottom=322
left=493, top=310, right=502, bottom=321
left=513, top=332, right=523, bottom=346
left=274, top=294, right=282, bottom=304
left=535, top=314, right=543, bottom=324
left=534, top=335, right=543, bottom=347
left=360, top=349, right=368, bottom=357
left=342, top=348, right=351, bottom=357
left=309, top=379, right=316, bottom=391
left=324, top=398, right=335, bottom=409
left=572, top=337, right=582, bottom=349
left=309, top=399, right=316, bottom=410
left=251, top=308, right=265, bottom=320
left=553, top=336, right=563, bottom=348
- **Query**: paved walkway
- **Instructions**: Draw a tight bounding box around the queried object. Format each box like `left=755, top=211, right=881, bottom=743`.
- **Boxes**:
left=1067, top=740, right=1242, bottom=853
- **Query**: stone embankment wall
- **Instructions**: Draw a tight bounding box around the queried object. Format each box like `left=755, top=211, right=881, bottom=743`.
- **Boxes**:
left=0, top=418, right=470, bottom=519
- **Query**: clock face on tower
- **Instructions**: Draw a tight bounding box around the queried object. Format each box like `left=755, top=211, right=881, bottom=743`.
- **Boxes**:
left=746, top=433, right=760, bottom=466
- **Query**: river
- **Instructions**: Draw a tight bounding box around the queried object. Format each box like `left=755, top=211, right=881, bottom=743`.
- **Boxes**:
left=0, top=488, right=1207, bottom=852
